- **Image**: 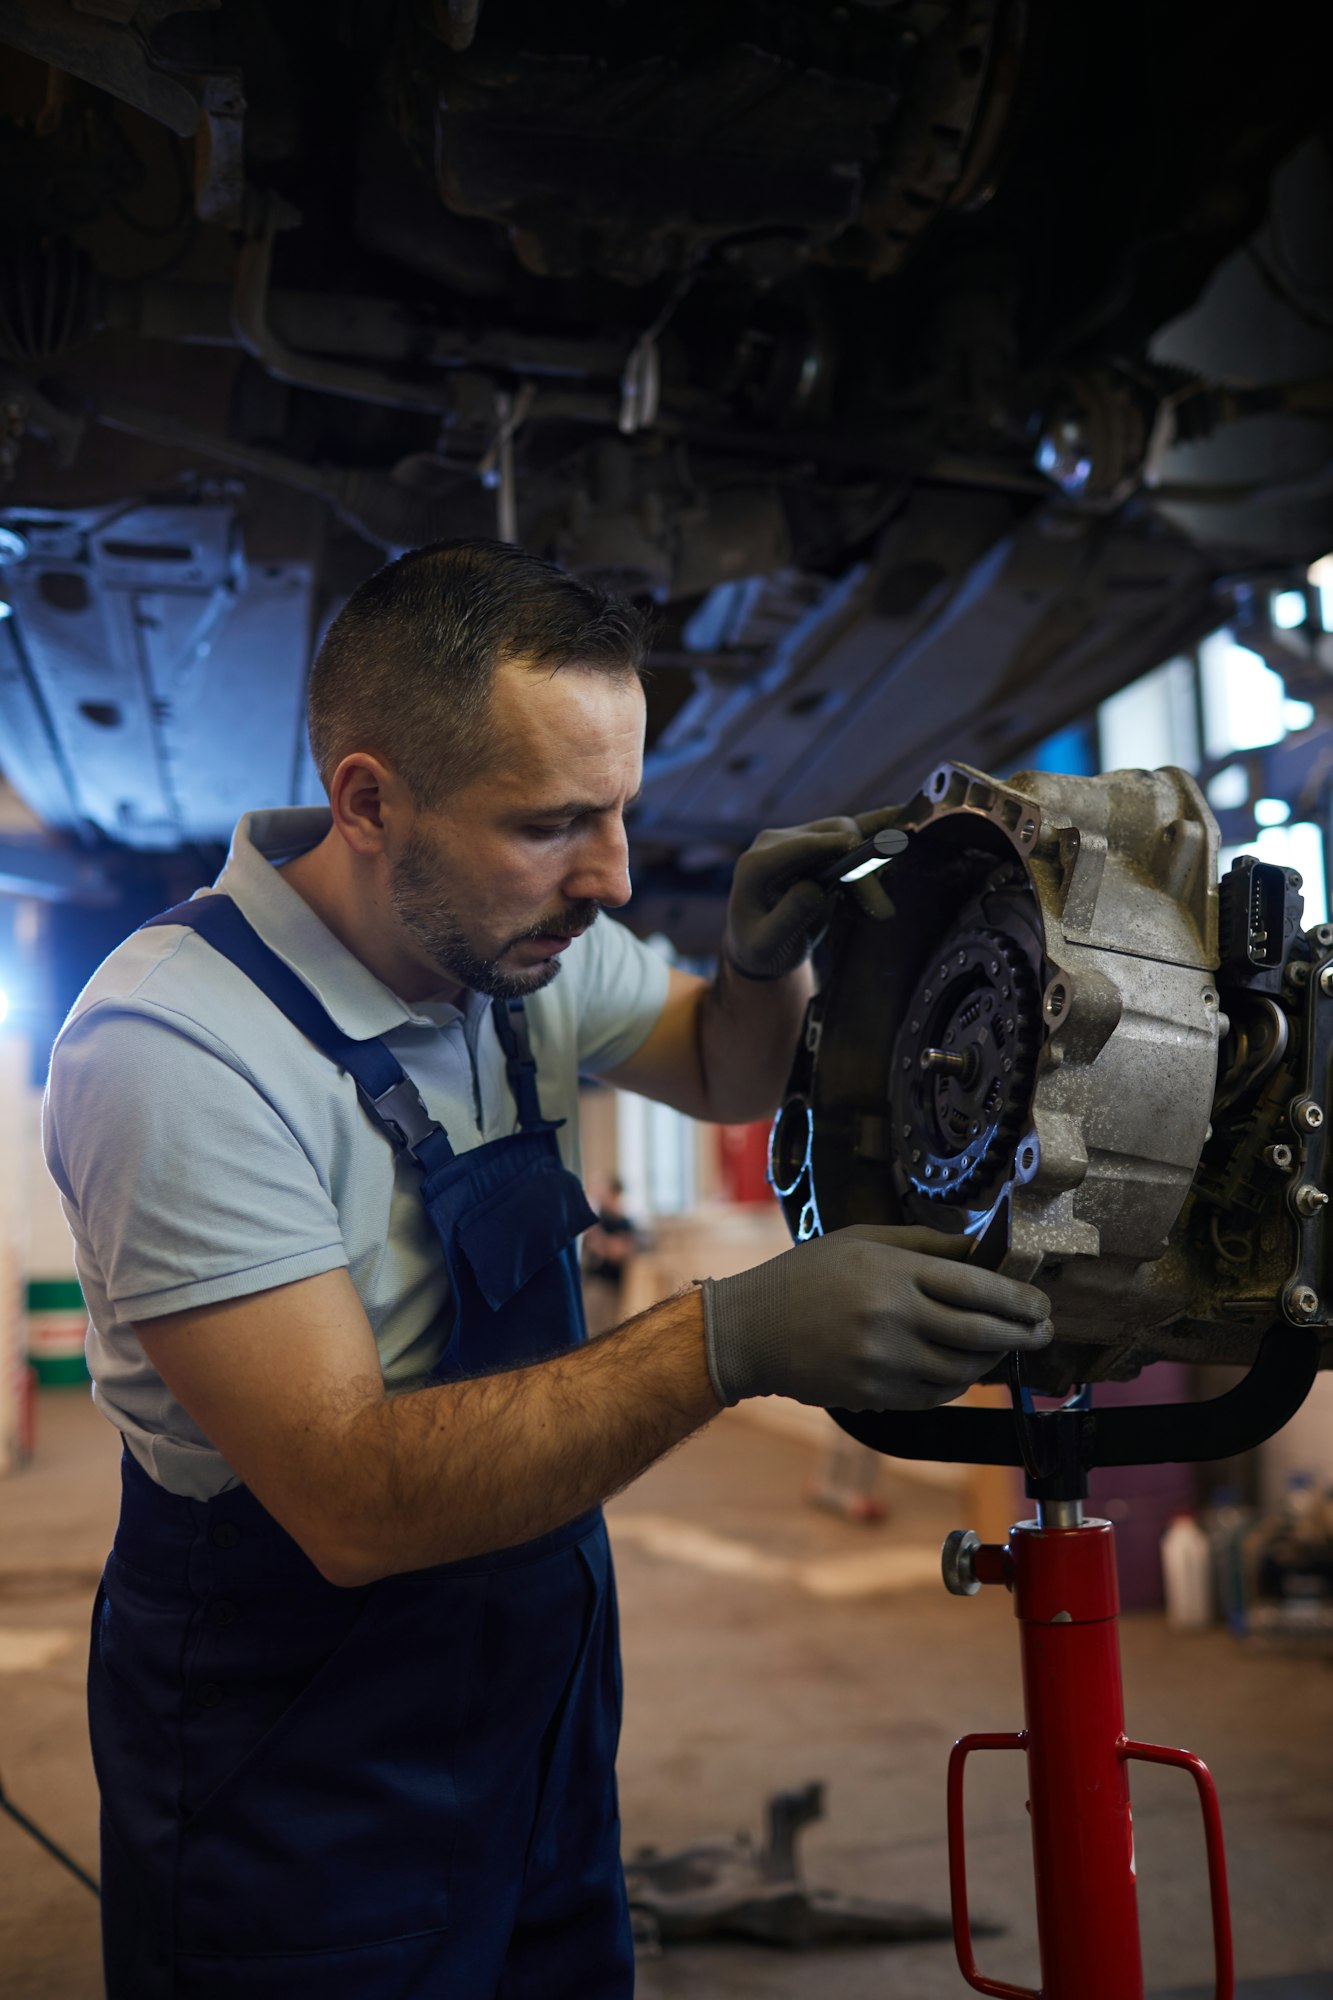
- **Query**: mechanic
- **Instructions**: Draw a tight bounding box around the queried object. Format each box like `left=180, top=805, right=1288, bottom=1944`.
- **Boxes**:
left=43, top=539, right=1053, bottom=2000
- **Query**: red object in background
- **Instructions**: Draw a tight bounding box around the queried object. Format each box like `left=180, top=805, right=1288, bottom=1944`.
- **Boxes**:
left=948, top=1518, right=1234, bottom=2000
left=716, top=1121, right=773, bottom=1204
left=16, top=1362, right=37, bottom=1465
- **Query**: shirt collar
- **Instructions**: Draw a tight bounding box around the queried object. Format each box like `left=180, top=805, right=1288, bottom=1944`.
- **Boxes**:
left=210, top=807, right=484, bottom=1042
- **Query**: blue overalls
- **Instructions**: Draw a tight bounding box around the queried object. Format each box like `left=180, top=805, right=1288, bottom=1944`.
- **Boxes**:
left=88, top=895, right=634, bottom=1998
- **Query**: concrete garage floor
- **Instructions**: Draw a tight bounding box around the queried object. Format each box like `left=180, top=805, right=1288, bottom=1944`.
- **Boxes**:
left=1, top=1390, right=1331, bottom=1998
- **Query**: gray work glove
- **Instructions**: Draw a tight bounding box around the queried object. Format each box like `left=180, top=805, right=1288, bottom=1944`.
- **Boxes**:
left=700, top=1226, right=1052, bottom=1411
left=723, top=810, right=906, bottom=981
left=722, top=816, right=862, bottom=981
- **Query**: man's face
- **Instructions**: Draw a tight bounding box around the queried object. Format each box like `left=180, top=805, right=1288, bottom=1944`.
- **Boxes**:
left=388, top=660, right=646, bottom=999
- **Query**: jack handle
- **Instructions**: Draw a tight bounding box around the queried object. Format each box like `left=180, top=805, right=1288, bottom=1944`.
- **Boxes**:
left=947, top=1730, right=1037, bottom=1999
left=1120, top=1739, right=1234, bottom=2000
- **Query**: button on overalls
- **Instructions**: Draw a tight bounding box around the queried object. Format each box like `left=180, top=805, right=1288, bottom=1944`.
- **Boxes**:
left=89, top=896, right=634, bottom=1998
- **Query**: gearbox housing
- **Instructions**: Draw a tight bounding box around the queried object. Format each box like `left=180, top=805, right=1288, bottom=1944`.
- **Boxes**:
left=772, top=761, right=1333, bottom=1388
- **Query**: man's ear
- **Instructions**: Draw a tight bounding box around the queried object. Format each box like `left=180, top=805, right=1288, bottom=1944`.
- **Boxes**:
left=328, top=753, right=405, bottom=855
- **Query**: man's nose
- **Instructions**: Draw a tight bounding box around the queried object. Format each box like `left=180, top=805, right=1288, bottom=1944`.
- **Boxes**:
left=565, top=821, right=632, bottom=909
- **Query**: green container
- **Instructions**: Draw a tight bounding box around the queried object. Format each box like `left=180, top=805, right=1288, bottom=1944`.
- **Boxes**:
left=26, top=1277, right=89, bottom=1387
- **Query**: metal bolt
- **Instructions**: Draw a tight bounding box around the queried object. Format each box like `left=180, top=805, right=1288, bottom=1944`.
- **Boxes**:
left=1315, top=925, right=1333, bottom=948
left=1294, top=1184, right=1330, bottom=1218
left=921, top=1048, right=970, bottom=1075
left=1291, top=1098, right=1325, bottom=1133
left=1291, top=962, right=1311, bottom=987
left=942, top=1528, right=982, bottom=1597
left=1320, top=964, right=1333, bottom=997
left=1288, top=1285, right=1321, bottom=1322
left=1265, top=1142, right=1295, bottom=1172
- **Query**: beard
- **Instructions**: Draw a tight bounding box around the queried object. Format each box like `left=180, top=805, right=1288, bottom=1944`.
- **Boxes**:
left=389, top=831, right=600, bottom=1000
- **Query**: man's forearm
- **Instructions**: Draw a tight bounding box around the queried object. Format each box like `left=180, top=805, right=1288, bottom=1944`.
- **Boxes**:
left=326, top=1288, right=720, bottom=1584
left=695, top=954, right=812, bottom=1124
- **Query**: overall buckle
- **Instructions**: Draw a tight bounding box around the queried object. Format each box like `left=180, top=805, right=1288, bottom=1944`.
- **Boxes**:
left=369, top=1078, right=443, bottom=1156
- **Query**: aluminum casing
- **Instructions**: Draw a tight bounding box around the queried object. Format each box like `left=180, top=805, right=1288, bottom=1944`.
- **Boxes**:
left=777, top=760, right=1333, bottom=1380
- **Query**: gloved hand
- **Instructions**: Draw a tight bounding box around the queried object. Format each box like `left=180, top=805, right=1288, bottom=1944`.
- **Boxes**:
left=723, top=816, right=862, bottom=981
left=700, top=1225, right=1052, bottom=1411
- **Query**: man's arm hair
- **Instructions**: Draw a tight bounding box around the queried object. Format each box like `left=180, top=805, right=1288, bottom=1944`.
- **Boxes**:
left=135, top=1268, right=720, bottom=1587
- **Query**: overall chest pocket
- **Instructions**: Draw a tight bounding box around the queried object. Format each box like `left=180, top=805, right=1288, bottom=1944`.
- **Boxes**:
left=451, top=1161, right=596, bottom=1313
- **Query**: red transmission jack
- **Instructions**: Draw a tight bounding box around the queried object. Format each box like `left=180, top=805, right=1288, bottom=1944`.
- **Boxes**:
left=943, top=1504, right=1234, bottom=2000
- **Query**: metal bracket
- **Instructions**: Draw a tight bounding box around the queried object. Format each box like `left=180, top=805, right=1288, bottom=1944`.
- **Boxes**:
left=830, top=1323, right=1319, bottom=1497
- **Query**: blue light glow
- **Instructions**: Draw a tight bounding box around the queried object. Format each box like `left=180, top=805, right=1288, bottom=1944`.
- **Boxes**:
left=1311, top=555, right=1333, bottom=631
left=1254, top=823, right=1329, bottom=926
left=1201, top=632, right=1286, bottom=757
left=1206, top=763, right=1249, bottom=811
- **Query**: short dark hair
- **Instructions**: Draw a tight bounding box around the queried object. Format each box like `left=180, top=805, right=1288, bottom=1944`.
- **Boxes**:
left=307, top=539, right=650, bottom=807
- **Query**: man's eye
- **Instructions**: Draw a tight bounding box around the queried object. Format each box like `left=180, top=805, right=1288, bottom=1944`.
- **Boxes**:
left=527, top=823, right=572, bottom=840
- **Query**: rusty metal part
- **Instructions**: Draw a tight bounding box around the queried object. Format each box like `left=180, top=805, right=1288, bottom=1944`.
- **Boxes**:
left=846, top=0, right=1030, bottom=277
left=230, top=209, right=453, bottom=417
left=417, top=32, right=897, bottom=287
left=0, top=0, right=214, bottom=137
left=227, top=210, right=623, bottom=425
left=192, top=69, right=247, bottom=226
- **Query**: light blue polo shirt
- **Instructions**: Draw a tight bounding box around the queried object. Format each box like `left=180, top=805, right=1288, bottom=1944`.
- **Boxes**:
left=43, top=807, right=670, bottom=1498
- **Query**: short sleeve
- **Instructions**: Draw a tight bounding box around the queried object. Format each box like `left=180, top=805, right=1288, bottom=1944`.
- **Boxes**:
left=44, top=1002, right=349, bottom=1320
left=570, top=917, right=671, bottom=1075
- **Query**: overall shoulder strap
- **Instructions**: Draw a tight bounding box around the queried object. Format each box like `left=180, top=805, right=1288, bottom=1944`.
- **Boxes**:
left=490, top=997, right=547, bottom=1131
left=143, top=896, right=455, bottom=1166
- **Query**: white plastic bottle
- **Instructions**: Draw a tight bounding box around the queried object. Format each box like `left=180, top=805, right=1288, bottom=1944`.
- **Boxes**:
left=1161, top=1513, right=1214, bottom=1631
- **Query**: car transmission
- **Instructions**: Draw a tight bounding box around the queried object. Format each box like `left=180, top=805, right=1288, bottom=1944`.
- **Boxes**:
left=771, top=761, right=1333, bottom=1389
